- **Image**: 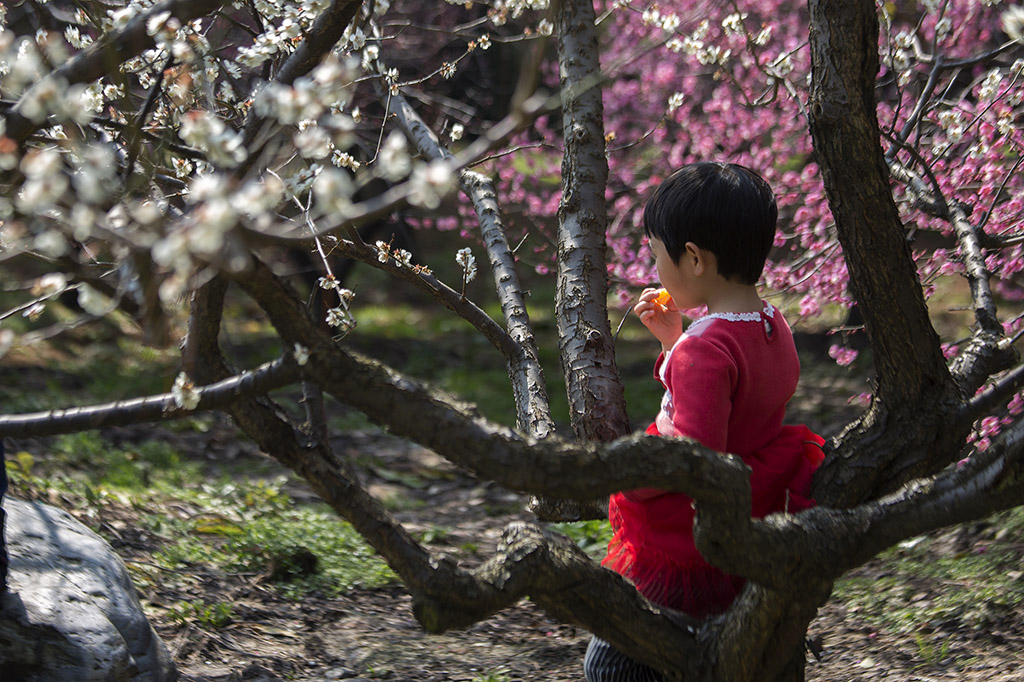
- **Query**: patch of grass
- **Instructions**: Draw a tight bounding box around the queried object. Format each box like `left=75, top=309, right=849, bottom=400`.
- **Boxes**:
left=550, top=519, right=613, bottom=560
left=6, top=433, right=202, bottom=497
left=150, top=483, right=396, bottom=598
left=834, top=507, right=1024, bottom=640
left=47, top=432, right=200, bottom=491
left=166, top=600, right=235, bottom=629
left=471, top=669, right=512, bottom=682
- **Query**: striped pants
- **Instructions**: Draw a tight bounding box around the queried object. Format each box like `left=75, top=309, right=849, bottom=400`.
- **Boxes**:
left=583, top=636, right=663, bottom=682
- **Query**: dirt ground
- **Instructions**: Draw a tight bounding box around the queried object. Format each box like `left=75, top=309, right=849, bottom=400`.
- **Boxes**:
left=8, top=344, right=1024, bottom=682
left=90, top=424, right=1024, bottom=682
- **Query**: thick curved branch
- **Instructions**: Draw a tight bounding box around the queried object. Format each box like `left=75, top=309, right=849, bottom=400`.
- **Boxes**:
left=215, top=261, right=713, bottom=682
left=5, top=0, right=228, bottom=143
left=809, top=0, right=972, bottom=508
left=0, top=357, right=298, bottom=438
left=700, top=412, right=1024, bottom=599
left=228, top=254, right=751, bottom=502
left=409, top=523, right=710, bottom=682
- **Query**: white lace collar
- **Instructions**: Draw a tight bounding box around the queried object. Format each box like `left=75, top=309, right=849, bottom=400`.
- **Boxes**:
left=691, top=301, right=775, bottom=325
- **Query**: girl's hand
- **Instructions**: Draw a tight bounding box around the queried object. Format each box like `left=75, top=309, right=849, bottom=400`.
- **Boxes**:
left=634, top=288, right=683, bottom=351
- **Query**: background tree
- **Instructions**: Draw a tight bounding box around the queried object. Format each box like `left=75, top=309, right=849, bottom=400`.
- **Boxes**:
left=2, top=0, right=1024, bottom=680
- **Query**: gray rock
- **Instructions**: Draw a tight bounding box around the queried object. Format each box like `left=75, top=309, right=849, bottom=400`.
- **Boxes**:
left=0, top=498, right=177, bottom=682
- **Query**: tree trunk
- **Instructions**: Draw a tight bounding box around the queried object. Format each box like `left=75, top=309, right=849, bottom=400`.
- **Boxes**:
left=553, top=0, right=630, bottom=444
left=807, top=0, right=968, bottom=507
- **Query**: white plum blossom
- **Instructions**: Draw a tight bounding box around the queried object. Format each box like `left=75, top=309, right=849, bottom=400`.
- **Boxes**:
left=362, top=45, right=380, bottom=70
left=294, top=125, right=332, bottom=159
left=0, top=329, right=13, bottom=360
left=456, top=247, right=477, bottom=283
left=768, top=53, right=794, bottom=78
left=77, top=284, right=111, bottom=316
left=661, top=13, right=680, bottom=33
left=284, top=164, right=320, bottom=195
left=171, top=372, right=201, bottom=410
left=232, top=176, right=284, bottom=217
left=17, top=148, right=68, bottom=212
left=32, top=273, right=67, bottom=296
left=407, top=160, right=455, bottom=209
left=979, top=69, right=1002, bottom=100
left=172, top=157, right=195, bottom=178
left=331, top=150, right=361, bottom=170
left=394, top=249, right=413, bottom=268
left=313, top=167, right=354, bottom=216
left=378, top=131, right=412, bottom=181
left=538, top=19, right=554, bottom=36
left=179, top=110, right=245, bottom=167
left=722, top=13, right=746, bottom=35
left=325, top=306, right=355, bottom=332
left=34, top=230, right=68, bottom=258
left=642, top=7, right=661, bottom=25
left=668, top=92, right=684, bottom=112
left=449, top=123, right=465, bottom=142
left=1005, top=5, right=1024, bottom=43
left=293, top=343, right=310, bottom=366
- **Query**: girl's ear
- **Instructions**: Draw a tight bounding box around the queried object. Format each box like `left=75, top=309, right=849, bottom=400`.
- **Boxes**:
left=684, top=241, right=708, bottom=276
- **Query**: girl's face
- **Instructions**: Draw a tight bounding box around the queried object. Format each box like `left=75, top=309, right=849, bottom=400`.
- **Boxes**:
left=650, top=237, right=707, bottom=311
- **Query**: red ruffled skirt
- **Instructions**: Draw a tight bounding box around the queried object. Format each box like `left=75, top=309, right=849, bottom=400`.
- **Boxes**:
left=602, top=424, right=825, bottom=617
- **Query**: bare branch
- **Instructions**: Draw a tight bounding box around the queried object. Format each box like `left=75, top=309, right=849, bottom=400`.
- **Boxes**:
left=958, top=361, right=1024, bottom=425
left=0, top=356, right=299, bottom=438
left=325, top=234, right=521, bottom=360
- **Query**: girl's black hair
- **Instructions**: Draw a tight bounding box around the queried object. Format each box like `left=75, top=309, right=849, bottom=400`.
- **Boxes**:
left=642, top=162, right=777, bottom=285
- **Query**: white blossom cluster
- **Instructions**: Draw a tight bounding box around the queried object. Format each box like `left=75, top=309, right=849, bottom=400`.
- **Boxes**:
left=252, top=55, right=359, bottom=166
left=722, top=12, right=747, bottom=36
left=641, top=6, right=680, bottom=33
left=317, top=273, right=357, bottom=333
left=0, top=34, right=93, bottom=125
left=1004, top=5, right=1024, bottom=43
left=475, top=0, right=549, bottom=27
left=665, top=19, right=731, bottom=67
left=179, top=110, right=246, bottom=168
left=236, top=0, right=332, bottom=67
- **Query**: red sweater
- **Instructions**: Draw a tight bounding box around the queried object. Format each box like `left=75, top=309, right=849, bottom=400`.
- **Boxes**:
left=603, top=303, right=823, bottom=617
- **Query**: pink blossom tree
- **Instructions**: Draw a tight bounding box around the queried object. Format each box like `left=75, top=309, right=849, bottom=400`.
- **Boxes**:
left=2, top=0, right=1024, bottom=679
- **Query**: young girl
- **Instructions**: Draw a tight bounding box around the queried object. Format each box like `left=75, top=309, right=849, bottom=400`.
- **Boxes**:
left=584, top=163, right=824, bottom=682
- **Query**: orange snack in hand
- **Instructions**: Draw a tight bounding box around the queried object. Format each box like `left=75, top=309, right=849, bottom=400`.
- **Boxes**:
left=652, top=288, right=672, bottom=307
